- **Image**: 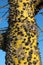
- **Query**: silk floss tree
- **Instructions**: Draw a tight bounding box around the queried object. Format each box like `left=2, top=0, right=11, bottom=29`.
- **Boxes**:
left=0, top=0, right=43, bottom=65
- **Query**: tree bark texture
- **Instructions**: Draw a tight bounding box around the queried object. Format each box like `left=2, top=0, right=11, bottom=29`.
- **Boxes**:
left=0, top=0, right=43, bottom=65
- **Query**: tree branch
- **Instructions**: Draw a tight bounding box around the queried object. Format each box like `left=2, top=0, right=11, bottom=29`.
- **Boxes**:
left=0, top=4, right=9, bottom=8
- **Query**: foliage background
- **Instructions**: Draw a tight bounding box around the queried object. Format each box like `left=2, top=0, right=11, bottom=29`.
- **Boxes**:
left=0, top=0, right=43, bottom=65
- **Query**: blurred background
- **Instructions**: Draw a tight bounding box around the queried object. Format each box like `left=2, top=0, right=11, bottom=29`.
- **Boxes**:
left=0, top=0, right=43, bottom=65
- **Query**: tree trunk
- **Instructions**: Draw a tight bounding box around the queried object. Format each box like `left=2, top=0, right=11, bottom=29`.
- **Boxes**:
left=0, top=0, right=43, bottom=65
left=0, top=33, right=6, bottom=51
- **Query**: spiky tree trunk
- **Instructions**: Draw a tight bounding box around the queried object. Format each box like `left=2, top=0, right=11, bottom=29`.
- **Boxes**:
left=0, top=0, right=43, bottom=65
left=0, top=33, right=6, bottom=51
left=0, top=34, right=4, bottom=50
